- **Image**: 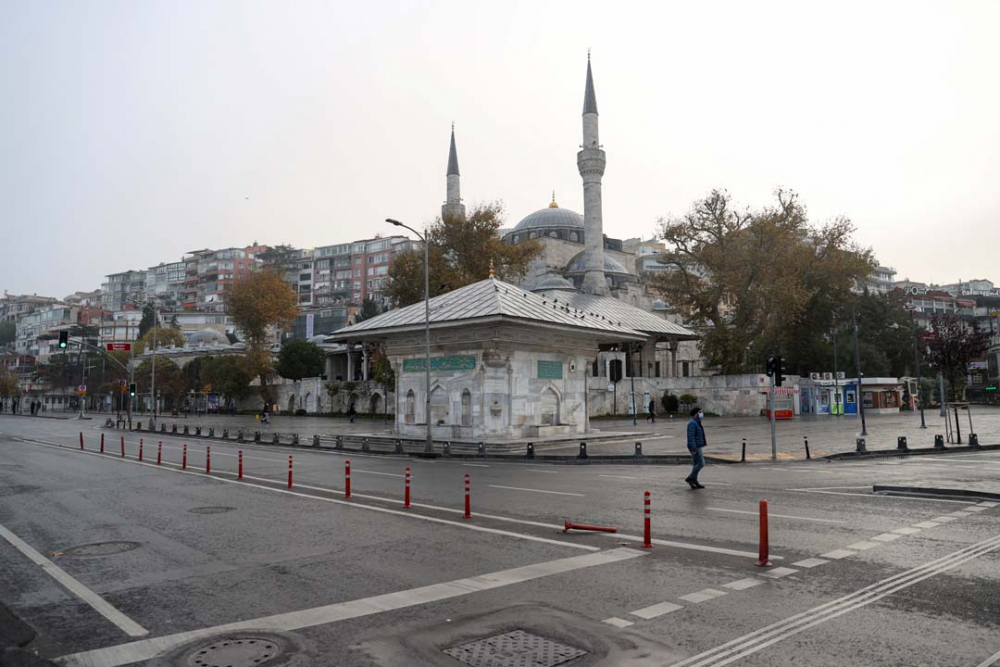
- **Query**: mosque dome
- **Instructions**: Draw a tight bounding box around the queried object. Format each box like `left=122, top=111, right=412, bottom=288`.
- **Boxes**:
left=564, top=250, right=630, bottom=276
left=511, top=206, right=584, bottom=233
left=531, top=274, right=578, bottom=292
left=188, top=328, right=229, bottom=346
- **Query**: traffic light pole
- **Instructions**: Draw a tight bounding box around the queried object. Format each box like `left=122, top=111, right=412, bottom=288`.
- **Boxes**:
left=769, top=373, right=777, bottom=460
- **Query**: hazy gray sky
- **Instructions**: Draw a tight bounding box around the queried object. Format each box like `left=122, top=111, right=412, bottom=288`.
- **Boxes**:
left=3, top=0, right=999, bottom=298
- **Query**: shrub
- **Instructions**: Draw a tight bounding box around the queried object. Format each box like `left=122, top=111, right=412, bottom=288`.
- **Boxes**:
left=662, top=392, right=679, bottom=413
left=679, top=393, right=698, bottom=406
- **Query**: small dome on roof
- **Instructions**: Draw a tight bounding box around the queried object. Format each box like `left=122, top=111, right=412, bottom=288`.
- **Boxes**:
left=531, top=274, right=578, bottom=292
left=565, top=251, right=630, bottom=276
left=511, top=206, right=584, bottom=233
left=652, top=299, right=667, bottom=310
left=188, top=328, right=229, bottom=346
left=309, top=334, right=328, bottom=345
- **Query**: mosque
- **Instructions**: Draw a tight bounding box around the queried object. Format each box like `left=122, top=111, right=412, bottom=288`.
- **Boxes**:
left=332, top=58, right=702, bottom=442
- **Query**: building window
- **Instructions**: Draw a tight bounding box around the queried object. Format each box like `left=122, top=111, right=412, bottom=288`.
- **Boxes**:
left=461, top=389, right=472, bottom=427
left=682, top=361, right=690, bottom=377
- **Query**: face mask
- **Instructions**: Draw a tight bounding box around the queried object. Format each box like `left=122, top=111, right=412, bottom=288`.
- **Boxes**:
left=697, top=412, right=704, bottom=420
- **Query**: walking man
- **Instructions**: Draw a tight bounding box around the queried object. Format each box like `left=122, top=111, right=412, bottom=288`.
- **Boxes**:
left=685, top=406, right=706, bottom=489
left=647, top=398, right=656, bottom=423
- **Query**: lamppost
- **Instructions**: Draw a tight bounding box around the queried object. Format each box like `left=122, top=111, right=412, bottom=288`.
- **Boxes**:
left=126, top=297, right=160, bottom=428
left=386, top=218, right=433, bottom=453
left=853, top=307, right=868, bottom=436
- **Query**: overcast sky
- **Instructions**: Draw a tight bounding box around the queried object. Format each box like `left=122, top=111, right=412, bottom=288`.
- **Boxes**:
left=2, top=0, right=999, bottom=298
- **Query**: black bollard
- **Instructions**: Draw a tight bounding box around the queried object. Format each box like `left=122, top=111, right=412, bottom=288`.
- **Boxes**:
left=578, top=442, right=588, bottom=460
left=183, top=425, right=189, bottom=435
left=477, top=442, right=486, bottom=458
left=804, top=436, right=811, bottom=460
left=634, top=441, right=643, bottom=458
left=934, top=434, right=945, bottom=449
left=222, top=428, right=229, bottom=439
left=335, top=435, right=343, bottom=450
left=208, top=427, right=214, bottom=438
left=897, top=436, right=908, bottom=451
left=161, top=423, right=167, bottom=433
left=527, top=442, right=535, bottom=459
left=195, top=426, right=202, bottom=436
left=443, top=441, right=451, bottom=457
left=136, top=421, right=143, bottom=431
left=254, top=431, right=261, bottom=443
left=969, top=433, right=980, bottom=448
left=172, top=424, right=178, bottom=434
left=272, top=433, right=280, bottom=444
left=741, top=438, right=747, bottom=463
left=856, top=437, right=867, bottom=454
left=312, top=434, right=321, bottom=447
left=291, top=433, right=299, bottom=445
left=395, top=439, right=403, bottom=454
left=362, top=437, right=370, bottom=453
left=237, top=429, right=244, bottom=443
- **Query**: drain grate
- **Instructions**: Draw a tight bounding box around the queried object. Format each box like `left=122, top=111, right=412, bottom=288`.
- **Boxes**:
left=184, top=638, right=281, bottom=667
left=60, top=541, right=140, bottom=557
left=443, top=629, right=587, bottom=667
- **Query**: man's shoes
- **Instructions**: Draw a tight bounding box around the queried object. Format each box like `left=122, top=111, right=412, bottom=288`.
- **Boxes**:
left=694, top=482, right=705, bottom=489
left=684, top=478, right=697, bottom=489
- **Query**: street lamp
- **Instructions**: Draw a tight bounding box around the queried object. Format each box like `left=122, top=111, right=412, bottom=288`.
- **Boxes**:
left=909, top=310, right=927, bottom=428
left=853, top=307, right=868, bottom=437
left=386, top=218, right=433, bottom=453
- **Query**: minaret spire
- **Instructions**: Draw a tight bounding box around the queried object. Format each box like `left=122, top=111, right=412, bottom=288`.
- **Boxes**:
left=578, top=54, right=608, bottom=295
left=443, top=123, right=465, bottom=220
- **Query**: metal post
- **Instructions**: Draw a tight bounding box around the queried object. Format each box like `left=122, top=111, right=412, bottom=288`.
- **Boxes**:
left=150, top=303, right=157, bottom=428
left=629, top=346, right=637, bottom=427
left=769, top=373, right=777, bottom=460
left=423, top=229, right=432, bottom=454
left=938, top=371, right=947, bottom=418
left=833, top=333, right=840, bottom=416
left=853, top=308, right=867, bottom=437
left=911, top=310, right=927, bottom=428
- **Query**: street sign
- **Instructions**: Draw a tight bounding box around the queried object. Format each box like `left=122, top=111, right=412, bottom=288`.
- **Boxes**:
left=77, top=384, right=87, bottom=396
left=106, top=343, right=132, bottom=352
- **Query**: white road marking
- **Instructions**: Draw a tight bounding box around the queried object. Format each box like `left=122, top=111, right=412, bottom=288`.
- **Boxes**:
left=932, top=516, right=958, bottom=523
left=819, top=549, right=856, bottom=559
left=0, top=523, right=148, bottom=638
left=892, top=527, right=922, bottom=535
left=706, top=507, right=845, bottom=524
left=526, top=469, right=559, bottom=474
left=912, top=521, right=941, bottom=529
left=666, top=533, right=1000, bottom=667
left=614, top=534, right=781, bottom=560
left=462, top=463, right=490, bottom=468
left=871, top=533, right=902, bottom=542
left=489, top=485, right=585, bottom=497
left=758, top=567, right=798, bottom=579
left=791, top=558, right=828, bottom=568
left=980, top=502, right=998, bottom=508
left=630, top=601, right=684, bottom=619
left=791, top=488, right=976, bottom=504
left=599, top=474, right=637, bottom=480
left=680, top=588, right=727, bottom=603
left=57, top=548, right=645, bottom=667
left=723, top=578, right=763, bottom=591
left=603, top=617, right=634, bottom=628
left=949, top=510, right=973, bottom=517
left=845, top=541, right=881, bottom=551
left=975, top=648, right=1000, bottom=667
left=352, top=469, right=405, bottom=478
left=965, top=506, right=991, bottom=512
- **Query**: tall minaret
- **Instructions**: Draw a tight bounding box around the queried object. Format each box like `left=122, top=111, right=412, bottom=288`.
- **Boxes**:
left=442, top=124, right=466, bottom=220
left=577, top=54, right=608, bottom=296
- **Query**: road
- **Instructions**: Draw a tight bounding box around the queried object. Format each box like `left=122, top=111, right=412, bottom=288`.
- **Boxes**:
left=1, top=415, right=998, bottom=666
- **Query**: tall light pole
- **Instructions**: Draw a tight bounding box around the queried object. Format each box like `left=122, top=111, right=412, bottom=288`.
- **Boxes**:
left=386, top=218, right=433, bottom=453
left=909, top=310, right=927, bottom=428
left=853, top=307, right=868, bottom=436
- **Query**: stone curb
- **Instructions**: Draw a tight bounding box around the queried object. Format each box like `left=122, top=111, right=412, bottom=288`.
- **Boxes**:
left=824, top=442, right=1000, bottom=461
left=873, top=485, right=1000, bottom=502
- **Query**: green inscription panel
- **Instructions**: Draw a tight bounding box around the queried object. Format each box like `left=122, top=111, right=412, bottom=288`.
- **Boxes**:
left=537, top=360, right=563, bottom=379
left=403, top=355, right=477, bottom=373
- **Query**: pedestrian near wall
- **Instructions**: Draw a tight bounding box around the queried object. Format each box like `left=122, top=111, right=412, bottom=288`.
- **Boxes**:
left=647, top=399, right=656, bottom=423
left=685, top=406, right=706, bottom=489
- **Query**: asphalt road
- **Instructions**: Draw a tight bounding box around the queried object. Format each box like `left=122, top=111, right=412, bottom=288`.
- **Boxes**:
left=1, top=415, right=998, bottom=667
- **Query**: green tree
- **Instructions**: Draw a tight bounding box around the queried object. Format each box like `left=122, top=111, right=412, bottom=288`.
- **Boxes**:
left=651, top=189, right=875, bottom=374
left=229, top=269, right=298, bottom=402
left=257, top=244, right=298, bottom=268
left=134, top=327, right=186, bottom=355
left=0, top=368, right=20, bottom=397
left=276, top=339, right=326, bottom=381
left=324, top=381, right=341, bottom=413
left=925, top=313, right=991, bottom=401
left=0, top=321, right=16, bottom=346
left=825, top=292, right=920, bottom=379
left=183, top=357, right=205, bottom=394
left=202, top=355, right=254, bottom=404
left=354, top=297, right=382, bottom=323
left=137, top=303, right=157, bottom=339
left=384, top=202, right=543, bottom=307
left=134, top=358, right=184, bottom=409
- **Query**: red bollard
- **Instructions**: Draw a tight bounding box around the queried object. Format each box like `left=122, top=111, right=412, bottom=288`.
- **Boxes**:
left=238, top=450, right=243, bottom=480
left=182, top=444, right=188, bottom=470
left=563, top=520, right=617, bottom=534
left=206, top=446, right=211, bottom=475
left=403, top=467, right=411, bottom=508
left=756, top=499, right=772, bottom=567
left=79, top=432, right=84, bottom=450
left=120, top=436, right=125, bottom=458
left=345, top=460, right=351, bottom=498
left=642, top=491, right=653, bottom=548
left=138, top=439, right=144, bottom=462
left=464, top=474, right=472, bottom=519
left=100, top=433, right=104, bottom=453
left=157, top=441, right=162, bottom=466
left=287, top=455, right=293, bottom=489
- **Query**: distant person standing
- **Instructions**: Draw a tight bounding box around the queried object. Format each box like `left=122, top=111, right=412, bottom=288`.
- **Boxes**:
left=685, top=407, right=706, bottom=489
left=646, top=399, right=656, bottom=423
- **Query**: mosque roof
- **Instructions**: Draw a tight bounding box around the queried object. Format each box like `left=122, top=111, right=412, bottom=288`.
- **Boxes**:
left=332, top=278, right=696, bottom=341
left=532, top=274, right=578, bottom=292
left=565, top=250, right=630, bottom=276
left=331, top=278, right=648, bottom=341
left=510, top=205, right=584, bottom=233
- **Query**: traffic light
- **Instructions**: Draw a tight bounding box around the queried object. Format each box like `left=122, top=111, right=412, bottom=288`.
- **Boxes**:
left=128, top=383, right=137, bottom=398
left=765, top=355, right=776, bottom=377
left=774, top=356, right=786, bottom=387
left=58, top=331, right=68, bottom=349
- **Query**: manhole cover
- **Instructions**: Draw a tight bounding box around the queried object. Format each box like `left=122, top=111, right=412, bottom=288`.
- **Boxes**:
left=443, top=629, right=587, bottom=667
left=60, top=541, right=140, bottom=557
left=188, top=507, right=236, bottom=514
left=184, top=637, right=282, bottom=667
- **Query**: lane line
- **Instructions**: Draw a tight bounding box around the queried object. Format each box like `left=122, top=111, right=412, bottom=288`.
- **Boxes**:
left=679, top=588, right=727, bottom=604
left=791, top=558, right=828, bottom=568
left=668, top=533, right=1000, bottom=667
left=976, top=648, right=1000, bottom=667
left=526, top=469, right=560, bottom=475
left=630, top=601, right=684, bottom=619
left=0, top=523, right=148, bottom=638
left=790, top=488, right=976, bottom=504
left=57, top=548, right=645, bottom=667
left=12, top=437, right=599, bottom=553
left=598, top=474, right=636, bottom=480
left=706, top=507, right=845, bottom=524
left=912, top=521, right=941, bottom=529
left=723, top=578, right=763, bottom=591
left=462, top=463, right=490, bottom=468
left=845, top=541, right=880, bottom=551
left=758, top=567, right=798, bottom=579
left=871, top=533, right=902, bottom=542
left=891, top=527, right=922, bottom=535
left=819, top=550, right=855, bottom=560
left=351, top=469, right=404, bottom=478
left=603, top=617, right=634, bottom=628
left=488, top=485, right=585, bottom=497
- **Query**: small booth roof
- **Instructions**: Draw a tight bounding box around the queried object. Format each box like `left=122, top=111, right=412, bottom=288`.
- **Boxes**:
left=331, top=278, right=695, bottom=341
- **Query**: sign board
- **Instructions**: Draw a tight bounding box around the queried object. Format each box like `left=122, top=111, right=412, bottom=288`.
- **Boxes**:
left=106, top=343, right=132, bottom=352
left=77, top=384, right=87, bottom=396
left=305, top=313, right=315, bottom=339
left=537, top=360, right=563, bottom=379
left=403, top=355, right=477, bottom=373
